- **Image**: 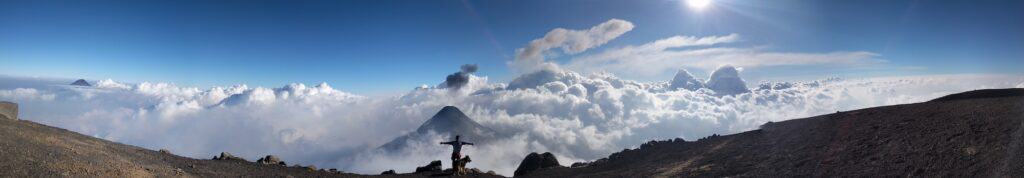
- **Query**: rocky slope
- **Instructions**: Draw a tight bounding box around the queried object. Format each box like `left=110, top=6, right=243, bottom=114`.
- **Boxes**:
left=520, top=88, right=1024, bottom=177
left=0, top=105, right=502, bottom=177
left=0, top=116, right=364, bottom=177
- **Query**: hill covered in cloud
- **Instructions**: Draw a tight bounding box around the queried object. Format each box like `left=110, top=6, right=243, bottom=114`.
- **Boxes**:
left=1, top=70, right=1023, bottom=175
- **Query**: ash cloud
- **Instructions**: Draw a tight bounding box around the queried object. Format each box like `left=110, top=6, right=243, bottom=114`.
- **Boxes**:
left=443, top=64, right=480, bottom=89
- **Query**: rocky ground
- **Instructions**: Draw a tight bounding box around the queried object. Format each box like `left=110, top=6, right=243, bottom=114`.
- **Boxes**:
left=520, top=88, right=1024, bottom=177
left=0, top=114, right=500, bottom=177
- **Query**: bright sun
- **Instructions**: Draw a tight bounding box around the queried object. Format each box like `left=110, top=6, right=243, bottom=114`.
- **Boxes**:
left=686, top=0, right=711, bottom=10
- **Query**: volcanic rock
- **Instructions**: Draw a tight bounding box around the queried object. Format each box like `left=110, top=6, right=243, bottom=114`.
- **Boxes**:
left=415, top=160, right=443, bottom=173
left=212, top=152, right=244, bottom=161
left=514, top=152, right=562, bottom=177
left=520, top=88, right=1024, bottom=177
left=256, top=155, right=285, bottom=166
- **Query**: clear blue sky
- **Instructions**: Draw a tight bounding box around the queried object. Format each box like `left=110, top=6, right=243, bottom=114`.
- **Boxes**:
left=2, top=0, right=1022, bottom=94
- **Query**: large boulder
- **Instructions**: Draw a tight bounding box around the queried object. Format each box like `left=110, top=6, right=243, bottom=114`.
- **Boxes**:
left=0, top=101, right=16, bottom=120
left=415, top=160, right=442, bottom=173
left=514, top=152, right=562, bottom=177
left=380, top=170, right=396, bottom=175
left=256, top=155, right=286, bottom=166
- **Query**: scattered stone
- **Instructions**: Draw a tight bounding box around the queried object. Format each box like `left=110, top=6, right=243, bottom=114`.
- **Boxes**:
left=963, top=147, right=979, bottom=156
left=570, top=162, right=589, bottom=168
left=306, top=165, right=317, bottom=172
left=159, top=149, right=171, bottom=155
left=381, top=170, right=396, bottom=175
left=212, top=152, right=244, bottom=161
left=514, top=152, right=563, bottom=177
left=328, top=168, right=340, bottom=173
left=256, top=155, right=286, bottom=166
left=486, top=170, right=496, bottom=175
left=415, top=160, right=442, bottom=173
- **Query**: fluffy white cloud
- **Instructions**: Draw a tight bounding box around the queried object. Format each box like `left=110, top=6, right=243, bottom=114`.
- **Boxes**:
left=2, top=72, right=1021, bottom=176
left=512, top=19, right=635, bottom=73
left=0, top=88, right=55, bottom=101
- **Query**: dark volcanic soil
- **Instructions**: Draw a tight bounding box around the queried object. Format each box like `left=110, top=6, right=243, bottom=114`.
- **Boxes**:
left=0, top=117, right=362, bottom=177
left=523, top=88, right=1024, bottom=177
left=0, top=117, right=501, bottom=177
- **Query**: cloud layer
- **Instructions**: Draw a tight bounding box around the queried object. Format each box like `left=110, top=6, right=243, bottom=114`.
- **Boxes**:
left=2, top=72, right=1022, bottom=176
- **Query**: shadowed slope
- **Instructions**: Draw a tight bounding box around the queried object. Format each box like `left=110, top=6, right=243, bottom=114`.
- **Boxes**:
left=522, top=88, right=1024, bottom=177
left=930, top=88, right=1024, bottom=102
left=0, top=117, right=365, bottom=177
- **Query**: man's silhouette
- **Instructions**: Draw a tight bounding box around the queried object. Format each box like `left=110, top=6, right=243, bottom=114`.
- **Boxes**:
left=441, top=135, right=473, bottom=160
left=440, top=135, right=474, bottom=170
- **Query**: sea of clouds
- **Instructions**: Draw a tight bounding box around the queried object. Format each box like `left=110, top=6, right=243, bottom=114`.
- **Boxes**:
left=2, top=72, right=1022, bottom=175
left=2, top=18, right=1023, bottom=176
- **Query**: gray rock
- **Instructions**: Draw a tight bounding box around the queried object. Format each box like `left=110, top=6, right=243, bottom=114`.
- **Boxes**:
left=570, top=162, right=589, bottom=168
left=212, top=152, right=244, bottom=161
left=415, top=160, right=442, bottom=173
left=514, top=152, right=562, bottom=177
left=256, top=155, right=285, bottom=166
left=381, top=170, right=396, bottom=175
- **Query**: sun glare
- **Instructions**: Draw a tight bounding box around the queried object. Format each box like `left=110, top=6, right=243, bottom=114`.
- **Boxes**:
left=687, top=0, right=711, bottom=10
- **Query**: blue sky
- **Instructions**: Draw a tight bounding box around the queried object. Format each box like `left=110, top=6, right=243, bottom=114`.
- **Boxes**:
left=1, top=0, right=1022, bottom=94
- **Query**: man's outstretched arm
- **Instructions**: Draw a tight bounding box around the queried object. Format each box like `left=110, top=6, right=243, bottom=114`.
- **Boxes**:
left=464, top=142, right=474, bottom=145
left=440, top=141, right=455, bottom=145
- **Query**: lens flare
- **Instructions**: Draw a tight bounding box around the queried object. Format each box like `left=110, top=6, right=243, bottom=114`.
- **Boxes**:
left=687, top=0, right=711, bottom=10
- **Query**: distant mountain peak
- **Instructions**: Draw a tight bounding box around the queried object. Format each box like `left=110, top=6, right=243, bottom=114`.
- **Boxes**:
left=70, top=79, right=91, bottom=86
left=415, top=106, right=499, bottom=141
left=380, top=106, right=501, bottom=151
left=417, top=106, right=486, bottom=134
